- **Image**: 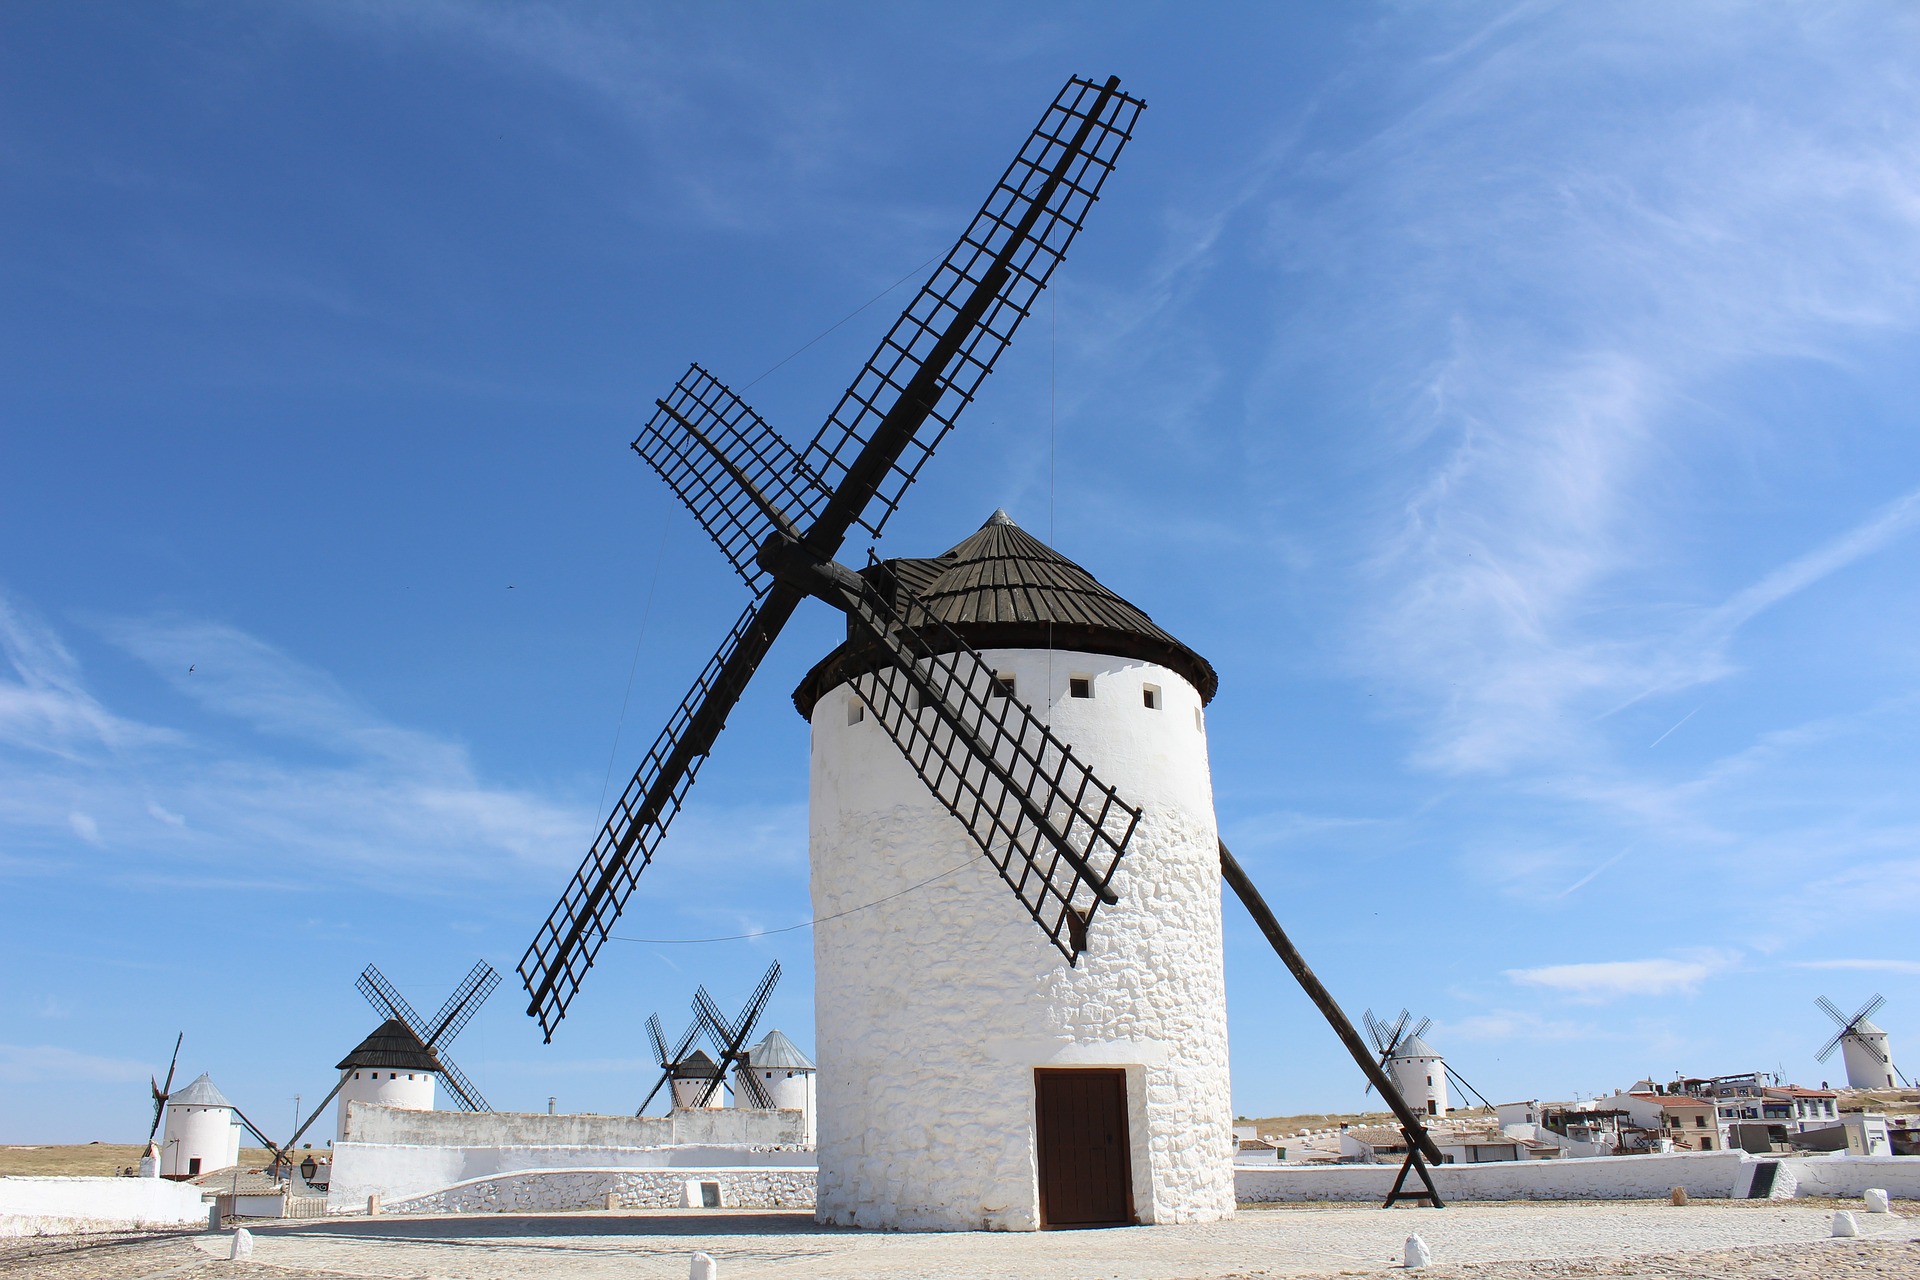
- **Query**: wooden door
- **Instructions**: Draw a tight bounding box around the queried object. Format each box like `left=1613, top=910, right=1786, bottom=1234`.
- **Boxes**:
left=1035, top=1068, right=1133, bottom=1228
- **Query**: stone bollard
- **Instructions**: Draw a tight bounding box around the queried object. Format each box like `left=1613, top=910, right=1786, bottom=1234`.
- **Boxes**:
left=1832, top=1210, right=1860, bottom=1238
left=207, top=1204, right=222, bottom=1231
left=1865, top=1188, right=1891, bottom=1214
left=689, top=1251, right=718, bottom=1280
left=367, top=1193, right=381, bottom=1216
left=229, top=1228, right=254, bottom=1261
left=606, top=1190, right=619, bottom=1211
left=1403, top=1234, right=1431, bottom=1269
left=1669, top=1186, right=1688, bottom=1206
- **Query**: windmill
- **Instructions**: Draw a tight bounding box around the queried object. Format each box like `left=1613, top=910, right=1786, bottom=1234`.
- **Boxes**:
left=694, top=961, right=781, bottom=1110
left=1818, top=994, right=1906, bottom=1091
left=261, top=961, right=500, bottom=1157
left=637, top=1011, right=705, bottom=1116
left=145, top=1032, right=184, bottom=1150
left=518, top=74, right=1447, bottom=1225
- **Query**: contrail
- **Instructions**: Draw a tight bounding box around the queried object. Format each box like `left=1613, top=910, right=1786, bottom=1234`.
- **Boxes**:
left=1648, top=705, right=1701, bottom=748
left=1560, top=846, right=1631, bottom=898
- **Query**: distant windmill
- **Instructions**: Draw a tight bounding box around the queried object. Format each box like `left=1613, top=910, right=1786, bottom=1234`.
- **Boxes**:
left=637, top=1012, right=705, bottom=1116
left=352, top=961, right=498, bottom=1113
left=694, top=962, right=781, bottom=1110
left=1817, top=994, right=1906, bottom=1091
left=1365, top=1010, right=1448, bottom=1117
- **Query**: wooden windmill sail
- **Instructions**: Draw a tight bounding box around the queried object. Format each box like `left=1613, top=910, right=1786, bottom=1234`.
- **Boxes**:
left=520, top=75, right=1150, bottom=1037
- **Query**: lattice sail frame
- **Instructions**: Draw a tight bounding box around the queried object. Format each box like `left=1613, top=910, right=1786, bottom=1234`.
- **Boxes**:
left=692, top=962, right=782, bottom=1108
left=519, top=597, right=769, bottom=1038
left=633, top=364, right=828, bottom=586
left=835, top=568, right=1141, bottom=962
left=801, top=77, right=1144, bottom=540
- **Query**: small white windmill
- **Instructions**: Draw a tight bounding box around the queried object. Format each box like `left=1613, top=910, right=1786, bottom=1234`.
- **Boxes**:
left=1365, top=1010, right=1449, bottom=1117
left=1817, top=994, right=1906, bottom=1091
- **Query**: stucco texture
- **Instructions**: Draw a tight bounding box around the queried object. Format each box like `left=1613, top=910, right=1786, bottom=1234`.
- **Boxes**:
left=809, top=648, right=1234, bottom=1231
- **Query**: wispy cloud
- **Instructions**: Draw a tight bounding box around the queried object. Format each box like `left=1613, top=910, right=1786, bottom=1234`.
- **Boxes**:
left=0, top=590, right=583, bottom=895
left=1506, top=950, right=1740, bottom=1002
left=1794, top=958, right=1920, bottom=977
left=0, top=1044, right=150, bottom=1085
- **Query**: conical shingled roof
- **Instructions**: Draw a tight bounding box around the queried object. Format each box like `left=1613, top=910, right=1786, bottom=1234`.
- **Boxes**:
left=794, top=510, right=1216, bottom=716
left=745, top=1028, right=815, bottom=1071
left=336, top=1017, right=441, bottom=1072
left=168, top=1072, right=234, bottom=1108
left=671, top=1048, right=723, bottom=1079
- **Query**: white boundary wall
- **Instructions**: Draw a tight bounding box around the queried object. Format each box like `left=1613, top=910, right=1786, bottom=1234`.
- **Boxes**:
left=0, top=1176, right=208, bottom=1237
left=1237, top=1151, right=1748, bottom=1202
left=327, top=1143, right=814, bottom=1210
left=390, top=1166, right=816, bottom=1214
left=1237, top=1151, right=1920, bottom=1203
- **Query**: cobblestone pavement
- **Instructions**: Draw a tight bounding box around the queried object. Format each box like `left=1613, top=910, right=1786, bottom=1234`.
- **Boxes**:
left=2, top=1203, right=1912, bottom=1280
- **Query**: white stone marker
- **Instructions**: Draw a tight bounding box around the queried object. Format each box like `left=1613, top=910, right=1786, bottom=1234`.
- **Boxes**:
left=1832, top=1210, right=1860, bottom=1237
left=229, top=1228, right=254, bottom=1261
left=206, top=1205, right=221, bottom=1231
left=689, top=1251, right=718, bottom=1280
left=1864, top=1188, right=1891, bottom=1213
left=1404, top=1234, right=1431, bottom=1268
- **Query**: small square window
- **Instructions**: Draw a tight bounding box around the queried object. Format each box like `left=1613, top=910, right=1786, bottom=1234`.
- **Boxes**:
left=1069, top=675, right=1092, bottom=699
left=1142, top=684, right=1161, bottom=710
left=992, top=672, right=1016, bottom=699
left=847, top=697, right=865, bottom=726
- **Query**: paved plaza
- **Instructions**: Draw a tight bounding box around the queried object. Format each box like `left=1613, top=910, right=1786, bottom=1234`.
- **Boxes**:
left=2, top=1202, right=1915, bottom=1280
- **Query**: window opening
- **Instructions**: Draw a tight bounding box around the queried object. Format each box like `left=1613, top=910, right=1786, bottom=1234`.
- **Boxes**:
left=1194, top=707, right=1203, bottom=731
left=992, top=672, right=1016, bottom=699
left=1142, top=684, right=1161, bottom=710
left=847, top=696, right=865, bottom=726
left=1069, top=675, right=1092, bottom=699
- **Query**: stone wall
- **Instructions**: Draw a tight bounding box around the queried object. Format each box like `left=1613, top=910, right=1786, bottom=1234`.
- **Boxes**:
left=0, top=1176, right=208, bottom=1237
left=1235, top=1150, right=1751, bottom=1202
left=390, top=1167, right=817, bottom=1214
left=343, top=1102, right=805, bottom=1148
left=326, top=1140, right=813, bottom=1210
left=1763, top=1154, right=1920, bottom=1199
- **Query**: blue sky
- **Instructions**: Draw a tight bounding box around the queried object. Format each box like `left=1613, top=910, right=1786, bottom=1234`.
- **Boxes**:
left=4, top=3, right=1919, bottom=1143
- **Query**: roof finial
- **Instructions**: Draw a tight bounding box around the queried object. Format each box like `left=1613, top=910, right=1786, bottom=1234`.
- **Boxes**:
left=984, top=508, right=1017, bottom=528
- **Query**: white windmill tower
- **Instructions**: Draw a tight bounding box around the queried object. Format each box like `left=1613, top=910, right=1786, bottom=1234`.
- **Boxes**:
left=1818, top=994, right=1905, bottom=1091
left=159, top=1073, right=243, bottom=1179
left=1366, top=1011, right=1450, bottom=1117
left=741, top=1029, right=817, bottom=1142
left=794, top=510, right=1232, bottom=1229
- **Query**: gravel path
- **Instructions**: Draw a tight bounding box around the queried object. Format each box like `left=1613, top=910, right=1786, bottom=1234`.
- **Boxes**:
left=3, top=1203, right=1912, bottom=1280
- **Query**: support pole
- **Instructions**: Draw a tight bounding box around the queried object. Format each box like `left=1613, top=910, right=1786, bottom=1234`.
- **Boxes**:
left=1218, top=839, right=1444, bottom=1207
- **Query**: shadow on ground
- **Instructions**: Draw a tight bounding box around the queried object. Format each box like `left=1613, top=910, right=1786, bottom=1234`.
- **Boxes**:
left=256, top=1210, right=845, bottom=1242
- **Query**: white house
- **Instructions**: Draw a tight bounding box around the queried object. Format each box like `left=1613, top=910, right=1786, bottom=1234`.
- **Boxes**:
left=742, top=1029, right=816, bottom=1143
left=335, top=1018, right=438, bottom=1141
left=799, top=511, right=1234, bottom=1231
left=160, top=1073, right=242, bottom=1179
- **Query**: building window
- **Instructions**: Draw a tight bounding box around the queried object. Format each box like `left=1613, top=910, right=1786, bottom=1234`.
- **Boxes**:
left=1069, top=675, right=1092, bottom=699
left=1700, top=1137, right=1713, bottom=1150
left=1142, top=684, right=1161, bottom=710
left=992, top=672, right=1016, bottom=699
left=189, top=1157, right=202, bottom=1176
left=847, top=697, right=864, bottom=726
left=1695, top=1116, right=1706, bottom=1127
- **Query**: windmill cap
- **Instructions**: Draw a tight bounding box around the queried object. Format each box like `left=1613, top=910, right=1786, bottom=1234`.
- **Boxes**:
left=336, top=1017, right=442, bottom=1072
left=1852, top=1018, right=1886, bottom=1035
left=672, top=1048, right=724, bottom=1078
left=744, top=1028, right=815, bottom=1071
left=793, top=509, right=1217, bottom=718
left=1391, top=1034, right=1439, bottom=1059
left=168, top=1073, right=234, bottom=1108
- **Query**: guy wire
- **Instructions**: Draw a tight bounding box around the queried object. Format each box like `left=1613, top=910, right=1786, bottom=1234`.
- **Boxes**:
left=608, top=856, right=977, bottom=945
left=743, top=251, right=943, bottom=390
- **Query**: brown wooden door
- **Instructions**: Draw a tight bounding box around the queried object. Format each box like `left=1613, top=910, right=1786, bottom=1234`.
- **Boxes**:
left=1035, top=1068, right=1133, bottom=1228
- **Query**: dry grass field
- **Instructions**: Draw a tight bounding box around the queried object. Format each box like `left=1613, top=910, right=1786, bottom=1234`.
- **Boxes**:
left=0, top=1143, right=279, bottom=1177
left=1237, top=1106, right=1494, bottom=1139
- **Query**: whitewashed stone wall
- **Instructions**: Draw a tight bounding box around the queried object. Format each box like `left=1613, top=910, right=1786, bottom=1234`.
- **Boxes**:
left=811, top=648, right=1234, bottom=1231
left=390, top=1167, right=816, bottom=1214
left=1237, top=1150, right=1751, bottom=1202
left=327, top=1141, right=813, bottom=1210
left=343, top=1101, right=803, bottom=1148
left=0, top=1176, right=209, bottom=1237
left=1769, top=1154, right=1920, bottom=1199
